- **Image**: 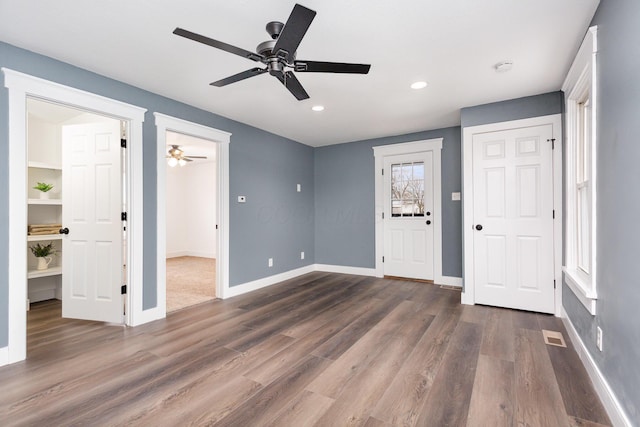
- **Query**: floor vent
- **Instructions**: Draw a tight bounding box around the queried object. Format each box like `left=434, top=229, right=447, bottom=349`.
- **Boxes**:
left=542, top=329, right=567, bottom=348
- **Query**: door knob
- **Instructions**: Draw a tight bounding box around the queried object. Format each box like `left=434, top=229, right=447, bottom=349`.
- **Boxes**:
left=59, top=227, right=69, bottom=235
left=475, top=224, right=483, bottom=231
left=426, top=220, right=431, bottom=225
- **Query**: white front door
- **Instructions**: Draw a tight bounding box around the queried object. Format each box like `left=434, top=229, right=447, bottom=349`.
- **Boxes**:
left=61, top=121, right=123, bottom=323
left=383, top=152, right=434, bottom=280
left=472, top=124, right=555, bottom=313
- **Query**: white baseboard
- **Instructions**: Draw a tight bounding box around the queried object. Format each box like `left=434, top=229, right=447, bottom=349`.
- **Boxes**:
left=167, top=251, right=215, bottom=259
left=0, top=346, right=7, bottom=367
left=28, top=289, right=57, bottom=303
left=561, top=308, right=633, bottom=427
left=314, top=264, right=376, bottom=277
left=437, top=276, right=463, bottom=288
left=223, top=265, right=316, bottom=299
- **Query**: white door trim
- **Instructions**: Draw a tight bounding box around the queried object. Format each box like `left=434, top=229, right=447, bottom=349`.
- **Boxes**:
left=373, top=138, right=443, bottom=283
left=154, top=113, right=231, bottom=308
left=462, top=114, right=563, bottom=315
left=2, top=68, right=146, bottom=364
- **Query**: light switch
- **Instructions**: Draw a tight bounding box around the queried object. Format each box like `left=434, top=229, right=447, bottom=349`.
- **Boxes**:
left=297, top=184, right=301, bottom=192
left=451, top=192, right=461, bottom=201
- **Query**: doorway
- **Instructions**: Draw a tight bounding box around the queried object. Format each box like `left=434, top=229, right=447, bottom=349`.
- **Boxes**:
left=26, top=99, right=125, bottom=323
left=3, top=68, right=146, bottom=364
left=462, top=114, right=563, bottom=315
left=165, top=131, right=218, bottom=312
left=373, top=139, right=444, bottom=283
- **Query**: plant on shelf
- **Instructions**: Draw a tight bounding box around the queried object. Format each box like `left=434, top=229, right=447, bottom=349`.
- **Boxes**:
left=30, top=242, right=57, bottom=271
left=33, top=182, right=54, bottom=199
left=29, top=242, right=57, bottom=258
left=33, top=182, right=54, bottom=192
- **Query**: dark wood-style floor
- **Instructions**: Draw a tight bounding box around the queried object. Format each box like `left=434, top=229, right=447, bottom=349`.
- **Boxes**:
left=0, top=272, right=610, bottom=426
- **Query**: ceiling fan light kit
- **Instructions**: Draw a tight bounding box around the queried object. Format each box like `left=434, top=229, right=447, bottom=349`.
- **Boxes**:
left=166, top=145, right=207, bottom=167
left=173, top=3, right=371, bottom=101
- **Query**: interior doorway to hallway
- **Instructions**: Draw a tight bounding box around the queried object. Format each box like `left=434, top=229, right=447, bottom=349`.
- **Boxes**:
left=165, top=131, right=218, bottom=312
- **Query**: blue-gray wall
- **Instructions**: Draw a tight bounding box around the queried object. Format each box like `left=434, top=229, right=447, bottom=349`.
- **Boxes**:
left=563, top=0, right=640, bottom=422
left=460, top=91, right=564, bottom=128
left=0, top=41, right=315, bottom=346
left=314, top=127, right=462, bottom=277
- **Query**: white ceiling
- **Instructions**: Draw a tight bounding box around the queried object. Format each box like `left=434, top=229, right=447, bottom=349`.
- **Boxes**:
left=0, top=0, right=599, bottom=147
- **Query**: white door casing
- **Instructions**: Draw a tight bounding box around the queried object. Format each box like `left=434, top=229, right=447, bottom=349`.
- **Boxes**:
left=3, top=68, right=146, bottom=365
left=154, top=113, right=230, bottom=308
left=62, top=122, right=124, bottom=323
left=462, top=114, right=563, bottom=315
left=373, top=139, right=444, bottom=284
left=383, top=152, right=434, bottom=280
left=472, top=125, right=554, bottom=313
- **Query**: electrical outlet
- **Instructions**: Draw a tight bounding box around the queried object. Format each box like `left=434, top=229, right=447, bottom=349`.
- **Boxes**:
left=268, top=258, right=273, bottom=267
left=300, top=251, right=305, bottom=260
left=596, top=326, right=603, bottom=351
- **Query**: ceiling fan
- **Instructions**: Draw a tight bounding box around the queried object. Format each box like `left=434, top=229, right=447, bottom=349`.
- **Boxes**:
left=172, top=3, right=371, bottom=100
left=166, top=145, right=207, bottom=167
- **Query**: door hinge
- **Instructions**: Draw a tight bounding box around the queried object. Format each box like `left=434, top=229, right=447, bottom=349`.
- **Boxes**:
left=121, top=212, right=127, bottom=221
left=547, top=138, right=556, bottom=150
left=121, top=284, right=127, bottom=294
left=382, top=256, right=385, bottom=263
left=216, top=224, right=218, bottom=230
left=553, top=210, right=555, bottom=219
left=554, top=280, right=556, bottom=289
left=381, top=168, right=384, bottom=175
left=382, top=212, right=384, bottom=219
left=121, top=138, right=127, bottom=148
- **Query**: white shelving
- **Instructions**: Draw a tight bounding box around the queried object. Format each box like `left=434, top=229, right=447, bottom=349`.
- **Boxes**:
left=27, top=266, right=62, bottom=279
left=28, top=161, right=61, bottom=170
left=27, top=234, right=62, bottom=242
left=28, top=198, right=62, bottom=205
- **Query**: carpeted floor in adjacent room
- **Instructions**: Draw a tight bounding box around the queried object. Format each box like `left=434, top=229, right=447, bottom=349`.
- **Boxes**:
left=166, top=256, right=216, bottom=313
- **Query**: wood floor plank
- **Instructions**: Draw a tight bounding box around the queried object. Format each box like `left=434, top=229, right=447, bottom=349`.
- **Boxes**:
left=0, top=273, right=612, bottom=426
left=307, top=300, right=421, bottom=399
left=312, top=309, right=434, bottom=426
left=466, top=355, right=515, bottom=427
left=415, top=321, right=483, bottom=427
left=480, top=308, right=515, bottom=361
left=262, top=390, right=334, bottom=427
left=371, top=306, right=462, bottom=426
left=514, top=328, right=569, bottom=427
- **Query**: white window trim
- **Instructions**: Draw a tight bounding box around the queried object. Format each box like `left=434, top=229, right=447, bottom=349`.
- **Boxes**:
left=372, top=139, right=445, bottom=284
left=2, top=68, right=146, bottom=364
left=154, top=113, right=231, bottom=307
left=562, top=26, right=598, bottom=315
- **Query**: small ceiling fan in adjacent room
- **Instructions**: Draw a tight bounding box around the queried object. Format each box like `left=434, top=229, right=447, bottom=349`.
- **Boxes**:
left=172, top=3, right=371, bottom=100
left=166, top=145, right=207, bottom=167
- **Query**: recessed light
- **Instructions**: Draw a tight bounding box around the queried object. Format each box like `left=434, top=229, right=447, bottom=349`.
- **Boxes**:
left=312, top=105, right=325, bottom=112
left=494, top=61, right=513, bottom=73
left=411, top=81, right=428, bottom=90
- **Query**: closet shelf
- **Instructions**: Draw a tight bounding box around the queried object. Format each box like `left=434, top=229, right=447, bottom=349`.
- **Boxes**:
left=28, top=198, right=62, bottom=205
left=27, top=234, right=62, bottom=242
left=27, top=266, right=62, bottom=279
left=28, top=161, right=62, bottom=170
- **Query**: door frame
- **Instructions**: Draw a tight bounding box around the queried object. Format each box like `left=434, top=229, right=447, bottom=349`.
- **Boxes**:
left=461, top=114, right=563, bottom=315
left=154, top=113, right=230, bottom=309
left=373, top=138, right=444, bottom=283
left=2, top=68, right=146, bottom=364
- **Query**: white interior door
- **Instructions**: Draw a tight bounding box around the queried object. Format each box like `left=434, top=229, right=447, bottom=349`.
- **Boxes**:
left=383, top=152, right=434, bottom=280
left=472, top=124, right=555, bottom=313
left=62, top=121, right=123, bottom=323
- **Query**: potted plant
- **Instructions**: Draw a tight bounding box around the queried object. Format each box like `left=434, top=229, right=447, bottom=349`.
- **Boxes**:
left=33, top=182, right=54, bottom=199
left=30, top=242, right=57, bottom=270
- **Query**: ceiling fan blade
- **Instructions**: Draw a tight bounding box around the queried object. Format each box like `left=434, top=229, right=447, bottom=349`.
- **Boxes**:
left=173, top=27, right=265, bottom=62
left=184, top=156, right=207, bottom=159
left=273, top=71, right=309, bottom=100
left=294, top=60, right=371, bottom=74
left=211, top=67, right=268, bottom=87
left=271, top=4, right=316, bottom=62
